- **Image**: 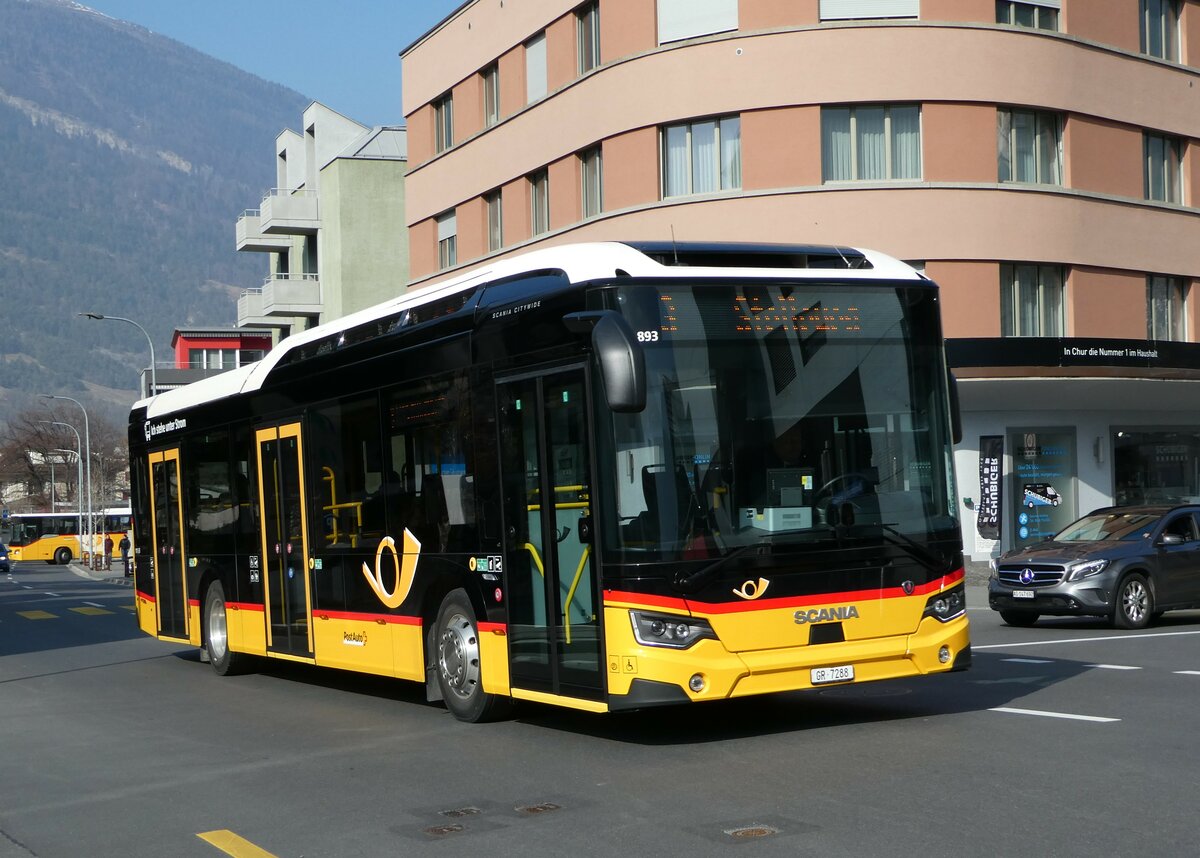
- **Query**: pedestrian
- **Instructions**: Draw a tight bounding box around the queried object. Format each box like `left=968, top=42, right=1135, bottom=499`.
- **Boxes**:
left=103, top=534, right=113, bottom=570
left=119, top=534, right=131, bottom=576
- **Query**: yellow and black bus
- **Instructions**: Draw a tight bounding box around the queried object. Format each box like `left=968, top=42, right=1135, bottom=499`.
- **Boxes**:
left=128, top=241, right=969, bottom=722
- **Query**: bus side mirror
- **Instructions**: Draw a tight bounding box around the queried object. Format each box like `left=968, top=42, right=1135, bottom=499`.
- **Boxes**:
left=563, top=311, right=646, bottom=412
left=948, top=370, right=962, bottom=445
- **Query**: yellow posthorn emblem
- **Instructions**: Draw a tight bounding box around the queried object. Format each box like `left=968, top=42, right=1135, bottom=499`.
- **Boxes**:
left=733, top=577, right=770, bottom=600
left=362, top=529, right=422, bottom=609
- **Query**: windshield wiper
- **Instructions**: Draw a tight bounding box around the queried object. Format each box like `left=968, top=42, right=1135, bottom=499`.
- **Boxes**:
left=873, top=523, right=949, bottom=575
left=671, top=544, right=758, bottom=594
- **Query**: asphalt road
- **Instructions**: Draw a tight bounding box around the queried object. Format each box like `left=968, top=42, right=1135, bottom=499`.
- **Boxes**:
left=2, top=564, right=1198, bottom=857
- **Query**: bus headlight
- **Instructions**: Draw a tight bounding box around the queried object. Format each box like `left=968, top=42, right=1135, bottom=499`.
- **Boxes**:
left=922, top=584, right=966, bottom=623
left=629, top=611, right=717, bottom=649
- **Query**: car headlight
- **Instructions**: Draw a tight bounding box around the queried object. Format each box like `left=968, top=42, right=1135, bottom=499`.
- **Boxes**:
left=629, top=610, right=717, bottom=649
left=1066, top=559, right=1108, bottom=581
left=923, top=583, right=966, bottom=623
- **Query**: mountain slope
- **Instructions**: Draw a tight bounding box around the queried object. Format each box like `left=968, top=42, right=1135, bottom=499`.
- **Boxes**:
left=0, top=0, right=309, bottom=422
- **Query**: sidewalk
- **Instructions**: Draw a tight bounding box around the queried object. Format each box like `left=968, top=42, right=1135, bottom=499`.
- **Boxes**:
left=68, top=560, right=133, bottom=586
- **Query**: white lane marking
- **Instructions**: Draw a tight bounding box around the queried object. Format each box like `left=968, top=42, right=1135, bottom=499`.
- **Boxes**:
left=44, top=592, right=61, bottom=597
left=991, top=707, right=1120, bottom=723
left=1087, top=664, right=1141, bottom=671
left=84, top=602, right=105, bottom=608
left=1002, top=658, right=1053, bottom=664
left=975, top=630, right=1200, bottom=649
left=1174, top=670, right=1200, bottom=676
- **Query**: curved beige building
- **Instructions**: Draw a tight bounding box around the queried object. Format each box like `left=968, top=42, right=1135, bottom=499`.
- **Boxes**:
left=403, top=0, right=1200, bottom=562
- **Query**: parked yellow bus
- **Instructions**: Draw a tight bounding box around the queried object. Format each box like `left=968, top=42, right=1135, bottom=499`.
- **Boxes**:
left=7, top=513, right=82, bottom=564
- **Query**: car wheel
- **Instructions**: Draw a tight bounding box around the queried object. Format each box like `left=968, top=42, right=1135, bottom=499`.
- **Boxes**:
left=999, top=610, right=1040, bottom=627
left=54, top=547, right=72, bottom=565
left=204, top=580, right=251, bottom=676
left=434, top=589, right=511, bottom=723
left=1112, top=573, right=1153, bottom=630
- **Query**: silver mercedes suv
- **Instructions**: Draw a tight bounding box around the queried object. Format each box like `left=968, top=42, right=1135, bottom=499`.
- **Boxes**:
left=988, top=505, right=1200, bottom=629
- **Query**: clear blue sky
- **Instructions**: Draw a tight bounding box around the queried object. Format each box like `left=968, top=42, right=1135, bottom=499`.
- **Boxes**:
left=83, top=1, right=464, bottom=126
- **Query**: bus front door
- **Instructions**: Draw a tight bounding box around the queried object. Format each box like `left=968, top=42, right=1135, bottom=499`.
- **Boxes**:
left=498, top=366, right=604, bottom=703
left=147, top=449, right=188, bottom=640
left=256, top=423, right=314, bottom=658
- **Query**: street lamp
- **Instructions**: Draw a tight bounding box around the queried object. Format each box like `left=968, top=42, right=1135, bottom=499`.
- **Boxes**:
left=40, top=422, right=84, bottom=548
left=40, top=395, right=92, bottom=562
left=79, top=312, right=157, bottom=397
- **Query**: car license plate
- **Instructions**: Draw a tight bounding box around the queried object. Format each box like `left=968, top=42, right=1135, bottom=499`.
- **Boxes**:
left=1012, top=589, right=1035, bottom=599
left=811, top=664, right=854, bottom=685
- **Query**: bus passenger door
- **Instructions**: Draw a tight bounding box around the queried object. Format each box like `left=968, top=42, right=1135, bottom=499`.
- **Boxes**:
left=497, top=366, right=604, bottom=702
left=147, top=449, right=188, bottom=640
left=256, top=423, right=314, bottom=658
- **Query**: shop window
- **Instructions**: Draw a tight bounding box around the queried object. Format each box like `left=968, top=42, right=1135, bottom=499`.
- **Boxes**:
left=1114, top=428, right=1200, bottom=506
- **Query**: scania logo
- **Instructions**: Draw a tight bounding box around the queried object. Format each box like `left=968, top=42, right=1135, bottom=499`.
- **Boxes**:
left=794, top=605, right=860, bottom=625
left=901, top=580, right=915, bottom=595
left=1020, top=568, right=1035, bottom=585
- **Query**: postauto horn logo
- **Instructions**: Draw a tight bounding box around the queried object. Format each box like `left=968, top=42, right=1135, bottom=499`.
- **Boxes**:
left=362, top=529, right=422, bottom=609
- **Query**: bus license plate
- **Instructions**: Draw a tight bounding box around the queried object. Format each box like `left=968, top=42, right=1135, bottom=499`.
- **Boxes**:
left=811, top=665, right=854, bottom=685
left=1012, top=589, right=1035, bottom=599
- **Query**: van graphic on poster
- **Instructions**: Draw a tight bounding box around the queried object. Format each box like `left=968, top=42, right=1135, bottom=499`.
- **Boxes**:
left=1022, top=483, right=1061, bottom=508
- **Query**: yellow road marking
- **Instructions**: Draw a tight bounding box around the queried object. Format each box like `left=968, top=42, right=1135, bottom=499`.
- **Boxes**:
left=71, top=606, right=113, bottom=616
left=17, top=610, right=56, bottom=620
left=197, top=830, right=280, bottom=858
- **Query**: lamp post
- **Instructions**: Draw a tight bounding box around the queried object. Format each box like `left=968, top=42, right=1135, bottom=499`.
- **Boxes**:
left=79, top=313, right=157, bottom=397
left=40, top=395, right=91, bottom=562
left=43, top=419, right=84, bottom=558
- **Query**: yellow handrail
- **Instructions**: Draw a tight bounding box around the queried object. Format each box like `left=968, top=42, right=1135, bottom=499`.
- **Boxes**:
left=523, top=543, right=545, bottom=578
left=322, top=467, right=362, bottom=548
left=562, top=544, right=591, bottom=645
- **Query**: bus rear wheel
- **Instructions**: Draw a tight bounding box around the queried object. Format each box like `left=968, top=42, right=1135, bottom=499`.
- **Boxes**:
left=54, top=547, right=72, bottom=565
left=434, top=589, right=511, bottom=723
left=204, top=581, right=251, bottom=676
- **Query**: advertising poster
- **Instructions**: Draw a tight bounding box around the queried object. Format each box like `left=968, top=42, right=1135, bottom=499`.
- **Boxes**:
left=977, top=436, right=1003, bottom=541
left=1010, top=430, right=1076, bottom=549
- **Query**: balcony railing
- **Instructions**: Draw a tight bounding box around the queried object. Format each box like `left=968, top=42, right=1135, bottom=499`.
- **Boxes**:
left=235, top=209, right=292, bottom=252
left=260, top=188, right=319, bottom=235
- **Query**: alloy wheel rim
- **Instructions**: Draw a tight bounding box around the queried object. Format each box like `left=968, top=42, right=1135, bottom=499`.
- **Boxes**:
left=439, top=612, right=480, bottom=700
left=1123, top=581, right=1148, bottom=623
left=209, top=598, right=228, bottom=660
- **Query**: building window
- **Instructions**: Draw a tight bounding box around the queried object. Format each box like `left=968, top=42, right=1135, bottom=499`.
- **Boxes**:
left=995, top=1, right=1059, bottom=30
left=581, top=146, right=603, bottom=218
left=821, top=105, right=921, bottom=182
left=820, top=0, right=919, bottom=21
left=577, top=2, right=600, bottom=74
left=434, top=92, right=453, bottom=153
left=436, top=211, right=457, bottom=269
left=657, top=0, right=737, bottom=44
left=486, top=190, right=503, bottom=251
left=662, top=116, right=741, bottom=197
left=526, top=32, right=547, bottom=103
left=530, top=170, right=549, bottom=235
left=189, top=348, right=238, bottom=370
left=1145, top=132, right=1183, bottom=203
left=1140, top=0, right=1180, bottom=61
left=482, top=64, right=500, bottom=128
left=1001, top=264, right=1064, bottom=337
left=998, top=109, right=1061, bottom=184
left=1148, top=276, right=1187, bottom=340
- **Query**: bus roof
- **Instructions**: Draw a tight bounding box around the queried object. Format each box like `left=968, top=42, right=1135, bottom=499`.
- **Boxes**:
left=138, top=241, right=922, bottom=419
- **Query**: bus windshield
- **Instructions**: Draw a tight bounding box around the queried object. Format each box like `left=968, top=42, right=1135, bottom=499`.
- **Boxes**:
left=598, top=280, right=959, bottom=561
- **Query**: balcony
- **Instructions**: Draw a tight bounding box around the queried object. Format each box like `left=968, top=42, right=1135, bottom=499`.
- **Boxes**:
left=235, top=210, right=292, bottom=252
left=237, top=289, right=276, bottom=328
left=260, top=188, right=319, bottom=235
left=262, top=273, right=322, bottom=316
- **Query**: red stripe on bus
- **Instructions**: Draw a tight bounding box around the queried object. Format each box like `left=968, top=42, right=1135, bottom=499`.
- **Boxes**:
left=605, top=568, right=965, bottom=615
left=135, top=590, right=156, bottom=603
left=478, top=621, right=507, bottom=633
left=229, top=602, right=264, bottom=612
left=315, top=609, right=420, bottom=625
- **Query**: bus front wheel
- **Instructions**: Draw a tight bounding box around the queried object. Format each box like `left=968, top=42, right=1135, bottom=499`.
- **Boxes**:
left=434, top=589, right=511, bottom=723
left=204, top=581, right=251, bottom=676
left=54, top=547, right=72, bottom=565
